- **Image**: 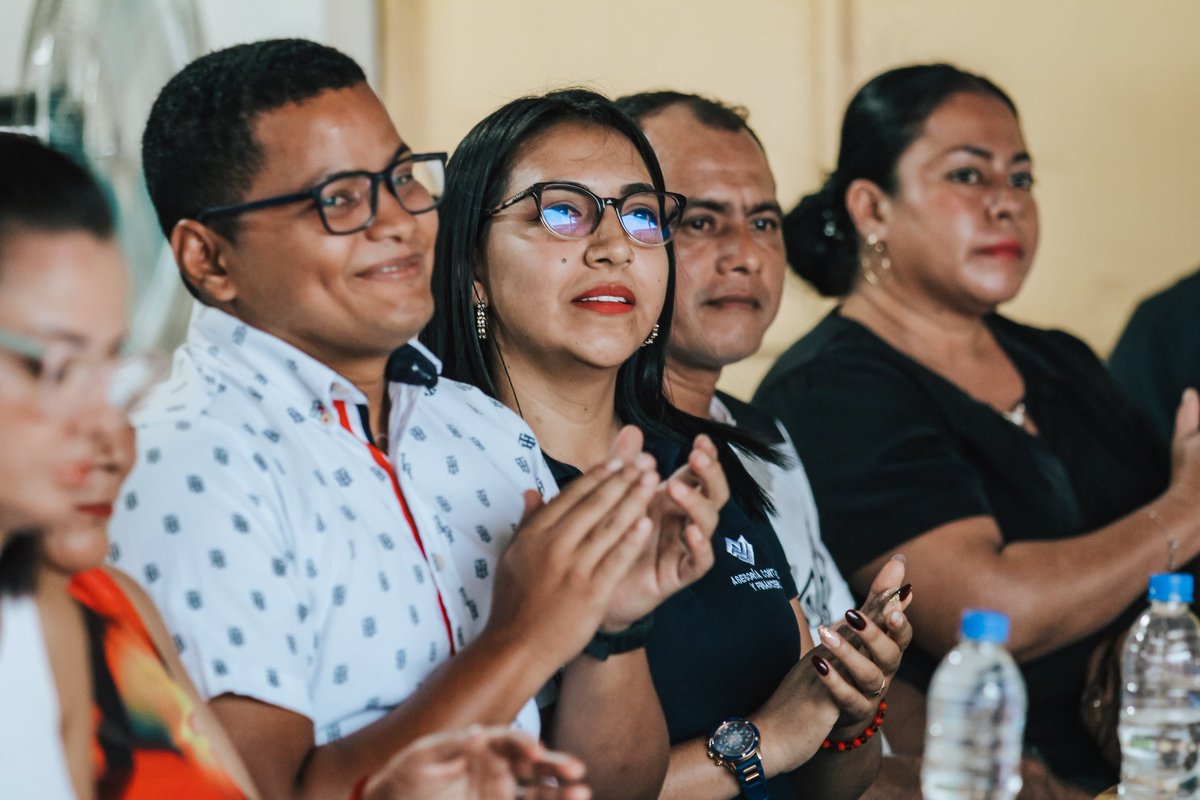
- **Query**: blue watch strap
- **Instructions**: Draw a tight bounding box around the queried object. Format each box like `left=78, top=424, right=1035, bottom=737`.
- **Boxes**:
left=733, top=753, right=769, bottom=800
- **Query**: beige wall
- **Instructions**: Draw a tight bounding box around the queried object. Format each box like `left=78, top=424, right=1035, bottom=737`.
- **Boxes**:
left=380, top=0, right=1200, bottom=400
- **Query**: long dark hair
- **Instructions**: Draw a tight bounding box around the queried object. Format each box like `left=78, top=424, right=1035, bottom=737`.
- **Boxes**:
left=785, top=63, right=1018, bottom=296
left=423, top=88, right=778, bottom=517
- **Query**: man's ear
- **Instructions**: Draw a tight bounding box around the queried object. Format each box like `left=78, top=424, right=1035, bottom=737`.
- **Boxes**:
left=170, top=220, right=237, bottom=303
left=845, top=178, right=892, bottom=243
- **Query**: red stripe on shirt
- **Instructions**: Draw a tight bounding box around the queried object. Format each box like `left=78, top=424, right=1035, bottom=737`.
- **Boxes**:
left=332, top=400, right=457, bottom=656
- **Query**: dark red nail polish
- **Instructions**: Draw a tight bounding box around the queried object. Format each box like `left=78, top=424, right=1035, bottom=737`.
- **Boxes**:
left=898, top=584, right=913, bottom=602
left=845, top=609, right=868, bottom=631
left=812, top=655, right=830, bottom=676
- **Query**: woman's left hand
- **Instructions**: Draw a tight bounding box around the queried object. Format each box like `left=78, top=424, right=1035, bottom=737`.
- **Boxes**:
left=810, top=556, right=913, bottom=738
left=597, top=429, right=729, bottom=631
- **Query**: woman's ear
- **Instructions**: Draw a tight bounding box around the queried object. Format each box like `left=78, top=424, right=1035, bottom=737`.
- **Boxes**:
left=845, top=178, right=892, bottom=243
left=170, top=220, right=237, bottom=304
left=472, top=276, right=489, bottom=306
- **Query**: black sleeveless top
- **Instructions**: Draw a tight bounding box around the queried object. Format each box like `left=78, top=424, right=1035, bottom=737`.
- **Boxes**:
left=754, top=311, right=1169, bottom=787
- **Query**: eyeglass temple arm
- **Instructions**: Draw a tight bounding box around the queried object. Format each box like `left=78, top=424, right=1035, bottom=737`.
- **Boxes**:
left=0, top=328, right=45, bottom=359
left=194, top=189, right=316, bottom=222
left=487, top=188, right=537, bottom=216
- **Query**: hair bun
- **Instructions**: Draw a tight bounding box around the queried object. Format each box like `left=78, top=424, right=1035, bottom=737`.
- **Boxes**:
left=783, top=178, right=857, bottom=297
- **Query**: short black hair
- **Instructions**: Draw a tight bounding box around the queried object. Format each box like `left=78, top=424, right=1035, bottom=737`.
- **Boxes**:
left=785, top=63, right=1017, bottom=296
left=615, top=90, right=763, bottom=148
left=0, top=132, right=114, bottom=259
left=142, top=38, right=366, bottom=240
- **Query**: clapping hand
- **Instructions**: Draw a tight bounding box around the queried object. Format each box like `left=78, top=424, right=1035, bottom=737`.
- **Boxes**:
left=597, top=426, right=729, bottom=632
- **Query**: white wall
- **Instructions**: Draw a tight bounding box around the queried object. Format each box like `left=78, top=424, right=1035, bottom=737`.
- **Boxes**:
left=0, top=0, right=379, bottom=93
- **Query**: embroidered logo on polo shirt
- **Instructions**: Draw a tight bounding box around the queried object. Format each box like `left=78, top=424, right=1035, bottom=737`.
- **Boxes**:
left=724, top=535, right=755, bottom=566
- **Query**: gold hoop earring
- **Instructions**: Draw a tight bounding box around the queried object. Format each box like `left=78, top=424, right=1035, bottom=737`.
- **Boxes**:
left=475, top=301, right=488, bottom=340
left=642, top=323, right=660, bottom=348
left=862, top=233, right=892, bottom=286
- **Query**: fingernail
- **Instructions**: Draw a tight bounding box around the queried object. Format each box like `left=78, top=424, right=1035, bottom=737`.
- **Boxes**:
left=891, top=553, right=907, bottom=563
left=694, top=451, right=712, bottom=468
left=845, top=609, right=867, bottom=631
left=635, top=453, right=655, bottom=470
left=606, top=458, right=624, bottom=472
left=818, top=624, right=841, bottom=648
left=898, top=584, right=913, bottom=602
left=812, top=655, right=830, bottom=676
left=890, top=611, right=904, bottom=627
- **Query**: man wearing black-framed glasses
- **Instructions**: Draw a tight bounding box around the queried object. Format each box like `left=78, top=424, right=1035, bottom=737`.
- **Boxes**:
left=194, top=150, right=447, bottom=236
left=111, top=38, right=670, bottom=800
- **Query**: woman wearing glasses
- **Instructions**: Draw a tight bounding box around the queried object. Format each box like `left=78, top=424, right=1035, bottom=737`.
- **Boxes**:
left=0, top=132, right=120, bottom=800
left=0, top=131, right=260, bottom=800
left=1, top=132, right=593, bottom=800
left=424, top=89, right=913, bottom=800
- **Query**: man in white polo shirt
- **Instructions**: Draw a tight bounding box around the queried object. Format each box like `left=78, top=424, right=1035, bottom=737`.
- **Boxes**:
left=110, top=40, right=712, bottom=800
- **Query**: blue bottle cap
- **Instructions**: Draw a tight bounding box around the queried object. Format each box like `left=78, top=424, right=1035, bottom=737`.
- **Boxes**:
left=1148, top=573, right=1194, bottom=603
left=960, top=609, right=1010, bottom=643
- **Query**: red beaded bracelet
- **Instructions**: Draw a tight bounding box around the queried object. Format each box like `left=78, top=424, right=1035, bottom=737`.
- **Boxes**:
left=821, top=701, right=887, bottom=752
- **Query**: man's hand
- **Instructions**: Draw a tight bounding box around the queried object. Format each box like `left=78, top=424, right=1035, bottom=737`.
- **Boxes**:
left=484, top=449, right=658, bottom=670
left=364, top=726, right=591, bottom=800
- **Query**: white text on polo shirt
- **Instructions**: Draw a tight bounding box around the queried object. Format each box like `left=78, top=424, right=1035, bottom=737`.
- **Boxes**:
left=730, top=567, right=783, bottom=592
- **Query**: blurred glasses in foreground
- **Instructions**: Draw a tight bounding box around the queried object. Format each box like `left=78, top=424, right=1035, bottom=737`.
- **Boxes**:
left=0, top=327, right=166, bottom=416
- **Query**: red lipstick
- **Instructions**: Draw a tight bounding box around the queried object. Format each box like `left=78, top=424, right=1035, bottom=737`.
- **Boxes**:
left=76, top=503, right=114, bottom=519
left=977, top=241, right=1024, bottom=259
left=571, top=284, right=637, bottom=315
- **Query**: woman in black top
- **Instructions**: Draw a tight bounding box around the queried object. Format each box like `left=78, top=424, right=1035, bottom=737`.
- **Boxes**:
left=424, top=88, right=913, bottom=799
left=754, top=63, right=1200, bottom=791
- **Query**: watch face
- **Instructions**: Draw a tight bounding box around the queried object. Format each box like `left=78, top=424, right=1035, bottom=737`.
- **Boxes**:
left=712, top=720, right=758, bottom=759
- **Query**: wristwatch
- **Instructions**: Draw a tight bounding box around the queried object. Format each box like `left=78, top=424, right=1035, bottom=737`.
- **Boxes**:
left=582, top=614, right=653, bottom=661
left=707, top=717, right=769, bottom=799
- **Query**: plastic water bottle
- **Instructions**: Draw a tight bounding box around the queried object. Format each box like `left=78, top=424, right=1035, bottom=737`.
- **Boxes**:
left=1118, top=573, right=1200, bottom=798
left=922, top=609, right=1027, bottom=800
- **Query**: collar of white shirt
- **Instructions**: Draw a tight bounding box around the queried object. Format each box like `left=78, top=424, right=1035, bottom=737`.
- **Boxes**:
left=184, top=301, right=441, bottom=426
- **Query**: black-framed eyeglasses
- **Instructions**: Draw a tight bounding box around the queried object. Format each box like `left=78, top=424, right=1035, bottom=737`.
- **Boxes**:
left=194, top=152, right=448, bottom=235
left=487, top=182, right=686, bottom=246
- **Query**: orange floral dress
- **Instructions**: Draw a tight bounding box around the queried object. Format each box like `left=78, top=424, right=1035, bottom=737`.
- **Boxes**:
left=70, top=569, right=247, bottom=800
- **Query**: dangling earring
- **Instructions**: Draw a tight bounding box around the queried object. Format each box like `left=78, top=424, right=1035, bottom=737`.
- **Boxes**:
left=861, top=233, right=892, bottom=286
left=475, top=300, right=488, bottom=340
left=642, top=323, right=660, bottom=348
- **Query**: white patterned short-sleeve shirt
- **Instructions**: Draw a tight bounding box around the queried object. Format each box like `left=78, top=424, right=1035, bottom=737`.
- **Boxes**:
left=109, top=303, right=538, bottom=743
left=388, top=373, right=558, bottom=650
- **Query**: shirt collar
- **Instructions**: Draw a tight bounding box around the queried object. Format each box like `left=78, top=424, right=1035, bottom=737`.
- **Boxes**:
left=188, top=301, right=369, bottom=409
left=386, top=340, right=442, bottom=388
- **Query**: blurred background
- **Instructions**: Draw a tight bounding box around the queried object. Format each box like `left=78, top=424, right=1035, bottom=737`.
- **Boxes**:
left=3, top=0, right=1197, bottom=399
